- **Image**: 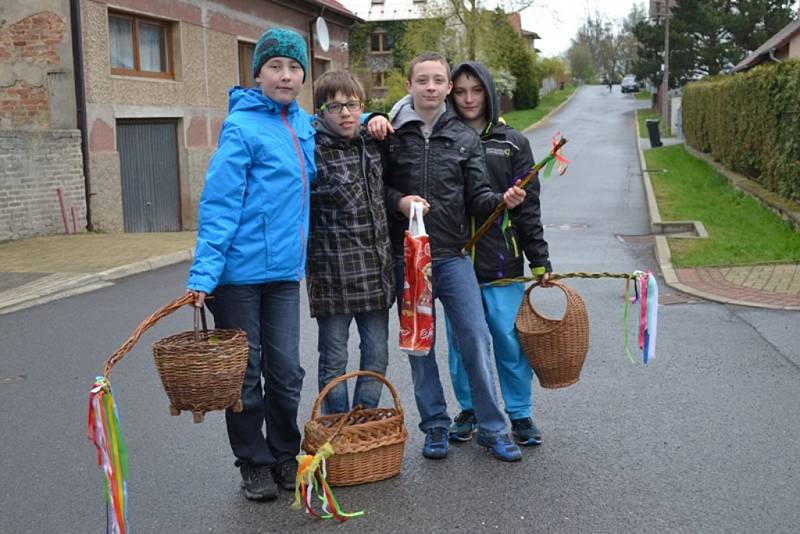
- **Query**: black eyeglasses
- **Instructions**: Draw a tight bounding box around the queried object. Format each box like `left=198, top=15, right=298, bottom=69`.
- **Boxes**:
left=319, top=100, right=363, bottom=114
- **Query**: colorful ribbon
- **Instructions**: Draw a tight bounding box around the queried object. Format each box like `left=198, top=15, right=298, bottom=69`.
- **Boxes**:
left=87, top=376, right=128, bottom=534
left=542, top=132, right=570, bottom=178
left=622, top=271, right=659, bottom=366
left=292, top=442, right=363, bottom=521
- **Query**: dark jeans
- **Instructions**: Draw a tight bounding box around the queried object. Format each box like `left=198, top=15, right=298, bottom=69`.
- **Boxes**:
left=316, top=310, right=390, bottom=415
left=207, top=282, right=304, bottom=467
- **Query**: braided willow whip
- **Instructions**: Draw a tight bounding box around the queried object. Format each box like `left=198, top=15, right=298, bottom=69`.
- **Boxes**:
left=481, top=271, right=647, bottom=287
left=461, top=136, right=568, bottom=256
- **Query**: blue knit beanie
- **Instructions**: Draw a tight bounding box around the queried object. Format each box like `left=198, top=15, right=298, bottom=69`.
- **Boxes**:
left=252, top=28, right=308, bottom=82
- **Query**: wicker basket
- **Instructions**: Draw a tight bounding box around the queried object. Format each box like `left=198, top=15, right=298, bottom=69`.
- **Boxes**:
left=515, top=281, right=590, bottom=389
left=103, top=293, right=249, bottom=423
left=302, top=370, right=408, bottom=487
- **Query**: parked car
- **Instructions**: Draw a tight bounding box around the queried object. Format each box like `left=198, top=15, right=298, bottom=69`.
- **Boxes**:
left=621, top=75, right=639, bottom=93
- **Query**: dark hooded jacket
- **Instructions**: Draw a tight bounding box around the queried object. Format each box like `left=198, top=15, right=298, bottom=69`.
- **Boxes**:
left=383, top=100, right=502, bottom=260
left=449, top=61, right=551, bottom=280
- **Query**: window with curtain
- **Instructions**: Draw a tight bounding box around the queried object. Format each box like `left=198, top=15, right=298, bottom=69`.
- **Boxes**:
left=108, top=12, right=172, bottom=78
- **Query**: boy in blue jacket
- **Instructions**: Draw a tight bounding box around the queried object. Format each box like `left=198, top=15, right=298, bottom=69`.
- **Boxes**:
left=187, top=28, right=314, bottom=502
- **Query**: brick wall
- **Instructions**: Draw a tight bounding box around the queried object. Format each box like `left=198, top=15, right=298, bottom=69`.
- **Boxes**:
left=0, top=131, right=85, bottom=241
left=0, top=11, right=66, bottom=130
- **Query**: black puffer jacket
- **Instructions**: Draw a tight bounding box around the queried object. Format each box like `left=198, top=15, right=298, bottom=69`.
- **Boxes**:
left=383, top=104, right=502, bottom=259
left=450, top=61, right=551, bottom=280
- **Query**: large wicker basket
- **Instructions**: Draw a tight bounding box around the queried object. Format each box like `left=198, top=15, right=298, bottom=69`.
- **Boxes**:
left=302, top=370, right=408, bottom=487
left=103, top=293, right=249, bottom=423
left=515, top=281, right=590, bottom=389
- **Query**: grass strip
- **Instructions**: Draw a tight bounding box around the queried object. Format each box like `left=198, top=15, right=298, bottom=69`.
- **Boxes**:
left=502, top=85, right=576, bottom=131
left=645, top=144, right=800, bottom=268
left=637, top=108, right=671, bottom=139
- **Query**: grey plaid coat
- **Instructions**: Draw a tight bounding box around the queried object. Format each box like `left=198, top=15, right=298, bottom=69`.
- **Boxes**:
left=306, top=127, right=395, bottom=317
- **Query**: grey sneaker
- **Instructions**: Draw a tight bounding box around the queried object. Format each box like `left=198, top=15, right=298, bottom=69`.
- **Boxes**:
left=239, top=463, right=278, bottom=501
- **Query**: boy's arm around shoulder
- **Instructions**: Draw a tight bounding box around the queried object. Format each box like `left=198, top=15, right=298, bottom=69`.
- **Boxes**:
left=508, top=131, right=551, bottom=272
left=187, top=122, right=252, bottom=293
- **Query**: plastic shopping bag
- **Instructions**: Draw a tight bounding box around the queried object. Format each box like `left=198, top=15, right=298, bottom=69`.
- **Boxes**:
left=399, top=202, right=434, bottom=356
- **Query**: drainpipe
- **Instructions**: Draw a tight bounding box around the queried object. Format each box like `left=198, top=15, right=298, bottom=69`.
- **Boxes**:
left=768, top=47, right=782, bottom=64
left=69, top=0, right=93, bottom=231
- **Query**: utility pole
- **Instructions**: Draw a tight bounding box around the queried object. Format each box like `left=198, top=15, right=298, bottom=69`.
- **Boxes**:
left=662, top=9, right=670, bottom=127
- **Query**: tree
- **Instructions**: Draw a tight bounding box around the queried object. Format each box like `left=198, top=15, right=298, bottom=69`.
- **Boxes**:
left=631, top=0, right=797, bottom=86
left=567, top=43, right=595, bottom=83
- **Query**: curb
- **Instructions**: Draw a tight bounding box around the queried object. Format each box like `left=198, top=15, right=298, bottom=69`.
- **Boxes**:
left=0, top=248, right=194, bottom=315
left=635, top=113, right=798, bottom=310
left=522, top=86, right=579, bottom=133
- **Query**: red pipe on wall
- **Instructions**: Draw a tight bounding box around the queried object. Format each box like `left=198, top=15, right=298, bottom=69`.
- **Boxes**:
left=56, top=187, right=71, bottom=234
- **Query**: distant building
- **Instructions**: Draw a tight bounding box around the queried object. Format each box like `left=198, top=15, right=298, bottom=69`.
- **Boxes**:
left=1, top=0, right=358, bottom=239
left=731, top=18, right=800, bottom=73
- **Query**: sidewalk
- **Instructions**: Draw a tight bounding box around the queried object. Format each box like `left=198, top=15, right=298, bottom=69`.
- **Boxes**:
left=0, top=232, right=195, bottom=314
left=635, top=119, right=800, bottom=311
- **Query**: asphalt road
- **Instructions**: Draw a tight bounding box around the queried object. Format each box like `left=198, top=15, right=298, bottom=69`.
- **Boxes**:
left=1, top=86, right=799, bottom=533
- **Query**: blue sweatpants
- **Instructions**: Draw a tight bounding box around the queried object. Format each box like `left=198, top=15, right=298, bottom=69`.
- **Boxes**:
left=445, top=282, right=533, bottom=420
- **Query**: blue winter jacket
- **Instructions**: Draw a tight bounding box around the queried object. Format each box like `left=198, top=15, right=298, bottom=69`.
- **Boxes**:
left=187, top=87, right=316, bottom=294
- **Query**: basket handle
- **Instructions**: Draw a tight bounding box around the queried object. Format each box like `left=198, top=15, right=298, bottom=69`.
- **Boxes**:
left=310, top=370, right=402, bottom=420
left=521, top=280, right=574, bottom=336
left=103, top=292, right=199, bottom=378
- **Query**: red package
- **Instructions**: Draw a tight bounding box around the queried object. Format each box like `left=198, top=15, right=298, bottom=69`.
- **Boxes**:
left=399, top=202, right=434, bottom=356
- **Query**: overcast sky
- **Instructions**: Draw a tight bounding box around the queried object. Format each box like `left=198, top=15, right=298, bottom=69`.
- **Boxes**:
left=521, top=0, right=645, bottom=57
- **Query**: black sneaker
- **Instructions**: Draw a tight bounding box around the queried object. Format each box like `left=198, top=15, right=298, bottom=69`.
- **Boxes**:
left=239, top=463, right=278, bottom=501
left=511, top=417, right=543, bottom=446
left=448, top=410, right=477, bottom=442
left=272, top=458, right=297, bottom=491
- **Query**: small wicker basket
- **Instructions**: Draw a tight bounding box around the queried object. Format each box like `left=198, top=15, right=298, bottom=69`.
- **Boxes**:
left=515, top=281, right=590, bottom=389
left=302, top=370, right=408, bottom=487
left=103, top=293, right=248, bottom=423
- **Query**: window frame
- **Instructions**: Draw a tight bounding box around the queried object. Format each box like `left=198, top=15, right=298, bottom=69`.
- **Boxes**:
left=108, top=11, right=174, bottom=79
left=370, top=31, right=392, bottom=53
left=372, top=71, right=387, bottom=88
left=238, top=41, right=256, bottom=87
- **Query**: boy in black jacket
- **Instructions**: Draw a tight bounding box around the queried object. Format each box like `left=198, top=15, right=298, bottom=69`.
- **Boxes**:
left=378, top=52, right=527, bottom=462
left=443, top=61, right=552, bottom=447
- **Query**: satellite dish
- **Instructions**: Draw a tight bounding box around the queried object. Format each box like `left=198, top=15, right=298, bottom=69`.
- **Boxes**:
left=315, top=17, right=330, bottom=53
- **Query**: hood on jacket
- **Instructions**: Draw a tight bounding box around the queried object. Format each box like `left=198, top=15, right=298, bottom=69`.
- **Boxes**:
left=227, top=86, right=299, bottom=114
left=388, top=94, right=447, bottom=131
left=449, top=61, right=500, bottom=125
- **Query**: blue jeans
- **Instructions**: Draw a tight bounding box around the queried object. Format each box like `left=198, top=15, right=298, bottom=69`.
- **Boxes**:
left=446, top=282, right=533, bottom=421
left=316, top=310, right=390, bottom=415
left=394, top=255, right=506, bottom=437
left=207, top=282, right=304, bottom=467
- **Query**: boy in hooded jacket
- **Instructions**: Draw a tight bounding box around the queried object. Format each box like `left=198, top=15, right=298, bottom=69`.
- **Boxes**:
left=375, top=52, right=528, bottom=462
left=307, top=70, right=395, bottom=415
left=443, top=61, right=552, bottom=447
left=187, top=28, right=314, bottom=502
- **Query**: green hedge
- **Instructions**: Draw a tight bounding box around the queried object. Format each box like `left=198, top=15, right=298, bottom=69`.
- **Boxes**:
left=682, top=61, right=800, bottom=202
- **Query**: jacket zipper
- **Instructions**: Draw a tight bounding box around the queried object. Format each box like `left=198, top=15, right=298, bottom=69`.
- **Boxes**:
left=422, top=137, right=430, bottom=202
left=281, top=107, right=307, bottom=278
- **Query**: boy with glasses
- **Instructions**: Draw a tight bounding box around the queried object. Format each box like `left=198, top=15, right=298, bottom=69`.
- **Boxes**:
left=307, top=71, right=394, bottom=415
